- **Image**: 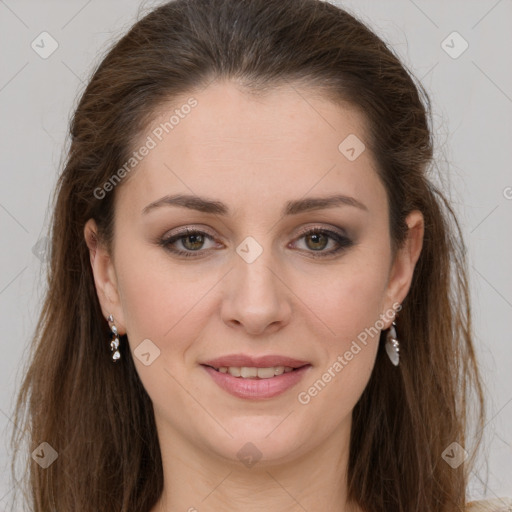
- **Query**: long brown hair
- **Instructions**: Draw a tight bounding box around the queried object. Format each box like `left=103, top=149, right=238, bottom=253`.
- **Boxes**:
left=9, top=1, right=485, bottom=511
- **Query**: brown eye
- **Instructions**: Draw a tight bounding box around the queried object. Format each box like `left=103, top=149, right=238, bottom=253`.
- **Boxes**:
left=159, top=226, right=353, bottom=259
left=181, top=233, right=206, bottom=251
left=293, top=228, right=353, bottom=258
left=159, top=228, right=218, bottom=258
left=304, top=232, right=329, bottom=251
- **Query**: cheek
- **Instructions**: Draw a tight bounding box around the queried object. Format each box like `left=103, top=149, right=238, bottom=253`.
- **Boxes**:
left=113, top=247, right=217, bottom=411
left=294, top=254, right=390, bottom=345
left=292, top=262, right=387, bottom=423
left=113, top=239, right=210, bottom=351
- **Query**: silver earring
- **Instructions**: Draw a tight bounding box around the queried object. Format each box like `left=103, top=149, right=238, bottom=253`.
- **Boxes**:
left=107, top=314, right=121, bottom=362
left=385, top=321, right=400, bottom=366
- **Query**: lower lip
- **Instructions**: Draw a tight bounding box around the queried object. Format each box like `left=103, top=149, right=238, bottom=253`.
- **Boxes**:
left=202, top=364, right=312, bottom=399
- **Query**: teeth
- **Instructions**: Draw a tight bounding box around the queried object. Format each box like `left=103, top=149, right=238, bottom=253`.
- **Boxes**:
left=215, top=366, right=296, bottom=379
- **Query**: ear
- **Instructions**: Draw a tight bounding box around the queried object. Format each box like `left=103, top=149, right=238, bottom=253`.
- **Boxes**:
left=382, top=210, right=424, bottom=327
left=84, top=219, right=126, bottom=335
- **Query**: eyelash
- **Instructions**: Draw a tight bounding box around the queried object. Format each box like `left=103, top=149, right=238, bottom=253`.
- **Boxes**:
left=158, top=226, right=353, bottom=259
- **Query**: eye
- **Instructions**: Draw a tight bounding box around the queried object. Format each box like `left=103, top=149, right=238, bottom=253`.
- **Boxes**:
left=158, top=226, right=353, bottom=259
left=291, top=227, right=353, bottom=258
left=159, top=228, right=218, bottom=258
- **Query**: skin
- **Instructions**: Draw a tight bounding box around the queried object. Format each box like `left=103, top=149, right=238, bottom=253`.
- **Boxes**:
left=84, top=80, right=423, bottom=512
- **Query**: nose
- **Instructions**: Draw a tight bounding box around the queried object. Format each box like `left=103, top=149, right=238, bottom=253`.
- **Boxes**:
left=220, top=242, right=292, bottom=336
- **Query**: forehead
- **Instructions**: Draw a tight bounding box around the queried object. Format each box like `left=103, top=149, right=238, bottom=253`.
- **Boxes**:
left=116, top=80, right=385, bottom=218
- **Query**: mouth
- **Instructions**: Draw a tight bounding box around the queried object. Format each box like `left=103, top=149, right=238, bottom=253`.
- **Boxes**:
left=200, top=362, right=312, bottom=399
left=202, top=364, right=310, bottom=379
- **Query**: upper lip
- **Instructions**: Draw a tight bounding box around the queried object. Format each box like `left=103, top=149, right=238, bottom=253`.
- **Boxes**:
left=201, top=354, right=311, bottom=369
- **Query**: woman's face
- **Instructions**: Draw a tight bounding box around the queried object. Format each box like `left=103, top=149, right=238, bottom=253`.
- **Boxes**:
left=86, top=80, right=422, bottom=467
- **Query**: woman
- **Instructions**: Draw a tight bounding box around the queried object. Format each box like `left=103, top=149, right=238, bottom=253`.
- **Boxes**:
left=9, top=0, right=512, bottom=511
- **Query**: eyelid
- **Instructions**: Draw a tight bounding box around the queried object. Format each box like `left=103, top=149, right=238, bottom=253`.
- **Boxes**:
left=293, top=223, right=347, bottom=239
left=163, top=225, right=217, bottom=239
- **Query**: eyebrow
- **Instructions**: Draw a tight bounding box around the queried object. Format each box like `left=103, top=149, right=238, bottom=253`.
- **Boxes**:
left=142, top=193, right=368, bottom=216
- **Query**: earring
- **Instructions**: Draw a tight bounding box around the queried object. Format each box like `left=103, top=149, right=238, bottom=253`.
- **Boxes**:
left=385, top=321, right=400, bottom=366
left=107, top=314, right=121, bottom=362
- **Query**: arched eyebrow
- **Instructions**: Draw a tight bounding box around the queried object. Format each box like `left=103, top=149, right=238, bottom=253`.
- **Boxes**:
left=142, top=193, right=368, bottom=216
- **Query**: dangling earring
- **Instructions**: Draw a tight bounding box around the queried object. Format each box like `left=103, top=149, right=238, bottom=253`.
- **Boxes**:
left=385, top=321, right=400, bottom=366
left=107, top=314, right=121, bottom=362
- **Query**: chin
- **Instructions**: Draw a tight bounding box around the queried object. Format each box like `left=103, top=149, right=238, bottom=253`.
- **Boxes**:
left=200, top=418, right=310, bottom=467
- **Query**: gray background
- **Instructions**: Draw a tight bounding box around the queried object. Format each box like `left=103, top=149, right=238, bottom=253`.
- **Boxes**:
left=1, top=0, right=511, bottom=507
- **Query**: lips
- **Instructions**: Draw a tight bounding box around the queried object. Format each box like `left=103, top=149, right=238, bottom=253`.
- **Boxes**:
left=200, top=354, right=312, bottom=399
left=202, top=364, right=311, bottom=399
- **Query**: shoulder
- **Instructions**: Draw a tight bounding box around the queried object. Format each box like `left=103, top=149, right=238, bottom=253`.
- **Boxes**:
left=466, top=497, right=512, bottom=511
